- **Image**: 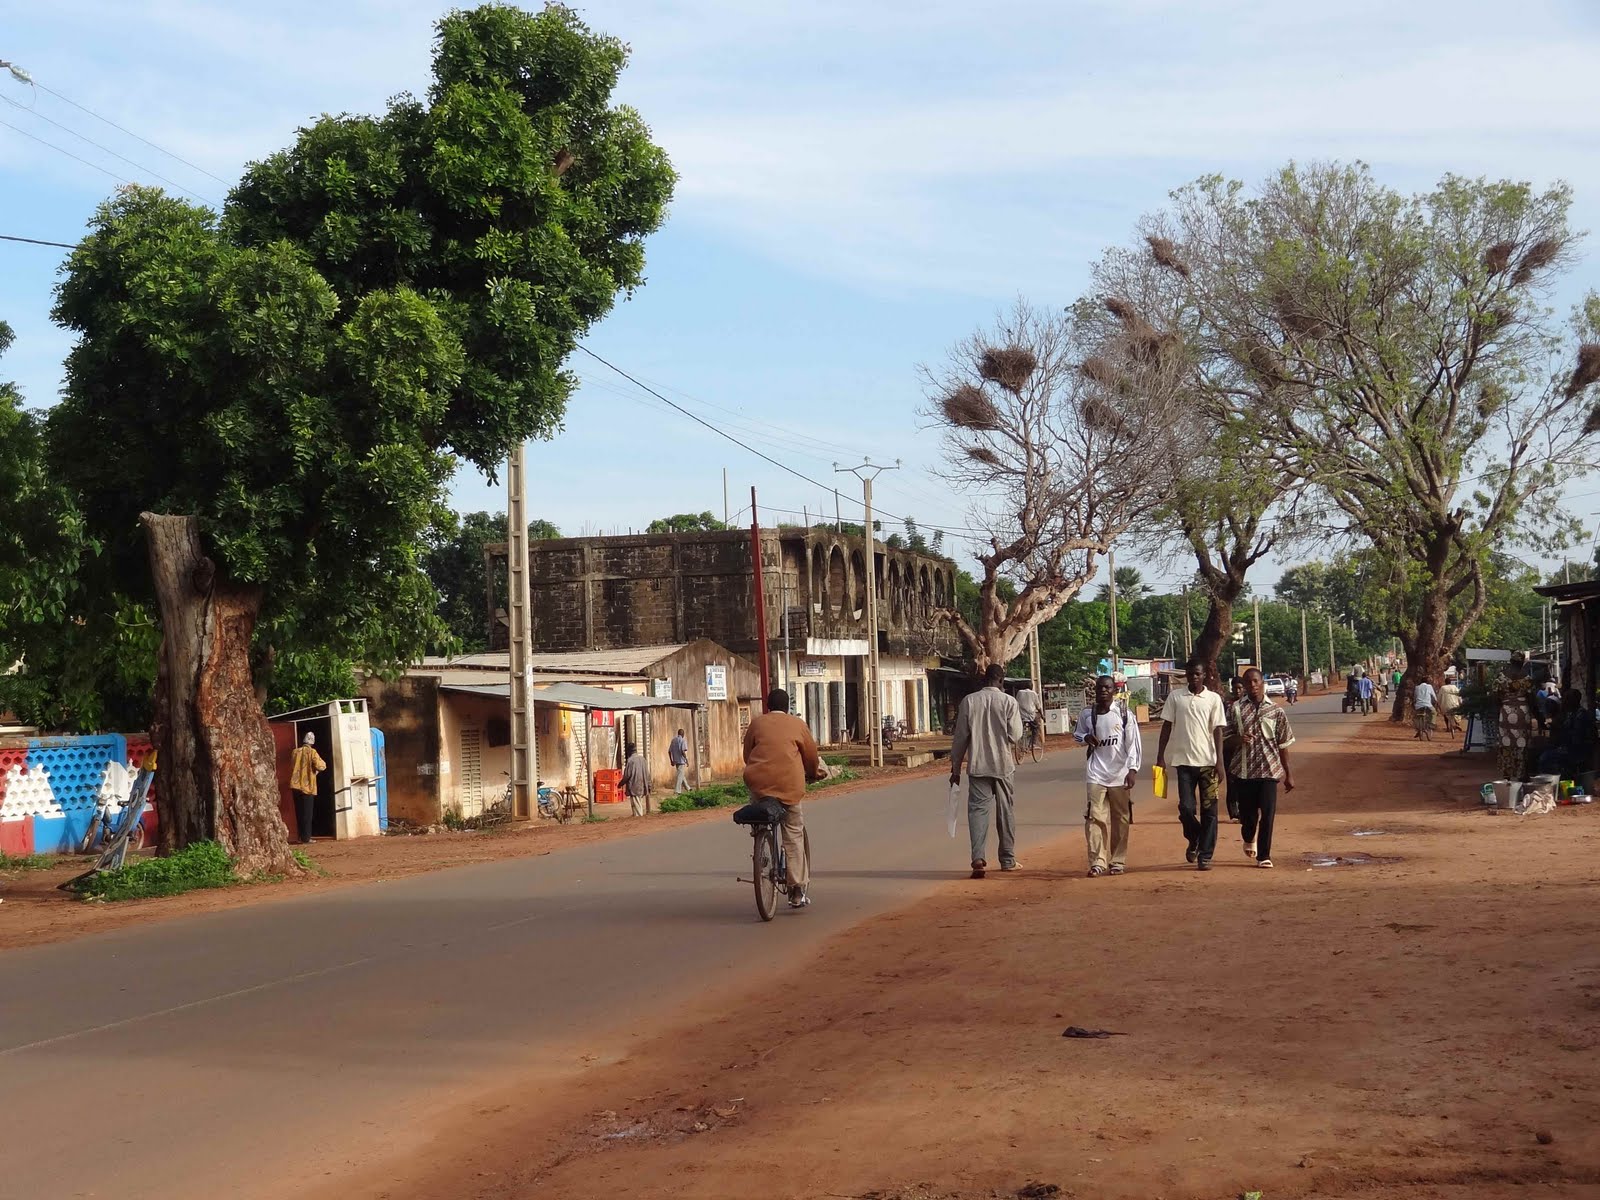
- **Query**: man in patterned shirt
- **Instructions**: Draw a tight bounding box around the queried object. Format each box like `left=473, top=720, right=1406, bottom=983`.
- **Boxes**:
left=1229, top=667, right=1296, bottom=868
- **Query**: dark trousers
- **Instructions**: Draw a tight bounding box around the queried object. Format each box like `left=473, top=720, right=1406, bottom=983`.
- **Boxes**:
left=1225, top=774, right=1242, bottom=821
left=294, top=788, right=315, bottom=844
left=1175, top=766, right=1219, bottom=862
left=1235, top=778, right=1278, bottom=861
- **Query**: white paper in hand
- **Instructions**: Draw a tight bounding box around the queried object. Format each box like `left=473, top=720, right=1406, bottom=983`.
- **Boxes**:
left=947, top=781, right=962, bottom=838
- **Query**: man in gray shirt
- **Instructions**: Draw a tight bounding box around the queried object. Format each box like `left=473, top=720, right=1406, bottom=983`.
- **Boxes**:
left=950, top=663, right=1024, bottom=878
left=622, top=742, right=651, bottom=816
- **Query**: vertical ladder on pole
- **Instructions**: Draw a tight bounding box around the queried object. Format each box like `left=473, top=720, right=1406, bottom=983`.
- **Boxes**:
left=508, top=444, right=537, bottom=818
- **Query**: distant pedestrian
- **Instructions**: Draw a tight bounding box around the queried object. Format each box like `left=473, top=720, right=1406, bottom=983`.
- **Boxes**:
left=1439, top=678, right=1463, bottom=735
left=622, top=742, right=651, bottom=816
left=1412, top=679, right=1437, bottom=740
left=950, top=664, right=1024, bottom=879
left=289, top=731, right=326, bottom=845
left=1075, top=675, right=1140, bottom=877
left=1223, top=674, right=1246, bottom=821
left=668, top=727, right=690, bottom=793
left=1356, top=674, right=1374, bottom=714
left=1156, top=659, right=1228, bottom=872
left=1229, top=668, right=1297, bottom=869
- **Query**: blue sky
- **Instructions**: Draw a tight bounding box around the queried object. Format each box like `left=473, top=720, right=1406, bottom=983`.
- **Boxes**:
left=5, top=0, right=1600, bottom=591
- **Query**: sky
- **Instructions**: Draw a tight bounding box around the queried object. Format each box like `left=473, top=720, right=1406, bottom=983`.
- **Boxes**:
left=5, top=0, right=1600, bottom=594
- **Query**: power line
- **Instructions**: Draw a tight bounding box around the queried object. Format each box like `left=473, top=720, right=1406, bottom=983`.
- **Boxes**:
left=24, top=74, right=232, bottom=187
left=0, top=117, right=127, bottom=184
left=0, top=232, right=76, bottom=249
left=1, top=93, right=217, bottom=204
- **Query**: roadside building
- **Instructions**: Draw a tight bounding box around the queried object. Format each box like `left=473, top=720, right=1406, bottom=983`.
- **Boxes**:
left=362, top=640, right=759, bottom=825
left=485, top=528, right=961, bottom=745
left=1534, top=579, right=1600, bottom=702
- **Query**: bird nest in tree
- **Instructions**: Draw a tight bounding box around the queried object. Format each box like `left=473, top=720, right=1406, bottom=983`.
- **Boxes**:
left=1247, top=342, right=1283, bottom=384
left=1270, top=287, right=1332, bottom=340
left=1080, top=395, right=1124, bottom=434
left=1104, top=296, right=1138, bottom=324
left=1145, top=234, right=1191, bottom=277
left=965, top=444, right=1002, bottom=467
left=1585, top=404, right=1600, bottom=437
left=1080, top=355, right=1124, bottom=387
left=1567, top=343, right=1600, bottom=400
left=978, top=346, right=1038, bottom=392
left=942, top=384, right=1003, bottom=431
left=1512, top=238, right=1561, bottom=286
left=1483, top=240, right=1515, bottom=275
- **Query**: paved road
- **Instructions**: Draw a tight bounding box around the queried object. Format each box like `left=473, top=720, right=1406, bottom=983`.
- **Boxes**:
left=0, top=694, right=1345, bottom=1200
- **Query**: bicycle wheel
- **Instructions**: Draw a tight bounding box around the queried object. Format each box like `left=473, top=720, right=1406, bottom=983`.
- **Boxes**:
left=1028, top=731, right=1042, bottom=763
left=753, top=828, right=778, bottom=921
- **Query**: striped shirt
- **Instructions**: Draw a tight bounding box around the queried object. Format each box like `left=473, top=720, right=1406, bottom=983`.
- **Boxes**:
left=1228, top=697, right=1295, bottom=781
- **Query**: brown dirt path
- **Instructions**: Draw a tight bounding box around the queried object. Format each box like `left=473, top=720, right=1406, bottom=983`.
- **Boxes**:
left=320, top=716, right=1600, bottom=1200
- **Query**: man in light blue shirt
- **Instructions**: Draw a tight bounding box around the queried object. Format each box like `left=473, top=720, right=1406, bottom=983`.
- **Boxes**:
left=1412, top=680, right=1437, bottom=741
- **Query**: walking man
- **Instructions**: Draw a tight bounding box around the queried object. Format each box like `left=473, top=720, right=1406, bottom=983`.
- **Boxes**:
left=1229, top=668, right=1296, bottom=869
left=743, top=688, right=826, bottom=908
left=289, top=731, right=326, bottom=845
left=950, top=663, right=1024, bottom=879
left=668, top=727, right=690, bottom=793
left=622, top=742, right=651, bottom=816
left=1156, top=659, right=1228, bottom=871
left=1412, top=678, right=1437, bottom=741
left=1074, top=675, right=1141, bottom=876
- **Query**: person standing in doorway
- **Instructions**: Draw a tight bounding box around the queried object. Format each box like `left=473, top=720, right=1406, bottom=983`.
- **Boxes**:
left=743, top=688, right=826, bottom=908
left=950, top=664, right=1024, bottom=879
left=622, top=742, right=651, bottom=816
left=1412, top=678, right=1437, bottom=740
left=289, top=731, right=325, bottom=845
left=1229, top=668, right=1296, bottom=868
left=1075, top=675, right=1141, bottom=876
left=1156, top=659, right=1229, bottom=872
left=668, top=727, right=690, bottom=793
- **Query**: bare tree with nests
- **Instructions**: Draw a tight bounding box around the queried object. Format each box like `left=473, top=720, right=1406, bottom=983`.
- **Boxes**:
left=923, top=300, right=1183, bottom=670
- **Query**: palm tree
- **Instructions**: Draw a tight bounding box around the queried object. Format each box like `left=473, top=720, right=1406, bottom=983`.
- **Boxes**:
left=1094, top=566, right=1149, bottom=605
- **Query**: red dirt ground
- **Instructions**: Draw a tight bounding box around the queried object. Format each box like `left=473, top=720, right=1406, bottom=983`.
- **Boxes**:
left=317, top=716, right=1600, bottom=1200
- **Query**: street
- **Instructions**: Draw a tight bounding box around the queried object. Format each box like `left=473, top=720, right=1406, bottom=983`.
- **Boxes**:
left=1, top=700, right=1307, bottom=1200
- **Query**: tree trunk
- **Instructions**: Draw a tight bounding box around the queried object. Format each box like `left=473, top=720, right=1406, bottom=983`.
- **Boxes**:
left=142, top=513, right=299, bottom=876
left=1192, top=579, right=1244, bottom=682
left=1391, top=587, right=1450, bottom=722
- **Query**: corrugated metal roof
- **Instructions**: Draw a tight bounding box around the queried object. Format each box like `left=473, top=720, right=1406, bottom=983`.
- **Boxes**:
left=440, top=681, right=697, bottom=709
left=418, top=645, right=690, bottom=676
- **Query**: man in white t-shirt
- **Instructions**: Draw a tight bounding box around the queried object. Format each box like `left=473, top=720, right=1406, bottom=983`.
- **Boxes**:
left=1016, top=685, right=1042, bottom=746
left=1412, top=679, right=1437, bottom=741
left=1156, top=659, right=1228, bottom=872
left=1073, top=675, right=1141, bottom=877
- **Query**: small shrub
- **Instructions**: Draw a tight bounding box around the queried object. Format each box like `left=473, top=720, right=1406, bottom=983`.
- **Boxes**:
left=74, top=841, right=236, bottom=902
left=657, top=794, right=694, bottom=812
left=582, top=814, right=608, bottom=824
left=822, top=754, right=849, bottom=767
left=292, top=848, right=329, bottom=877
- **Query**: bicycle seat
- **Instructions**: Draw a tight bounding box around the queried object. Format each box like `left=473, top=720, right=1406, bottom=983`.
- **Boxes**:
left=732, top=796, right=786, bottom=826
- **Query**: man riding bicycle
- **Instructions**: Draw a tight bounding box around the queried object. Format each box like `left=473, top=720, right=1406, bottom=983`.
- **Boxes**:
left=1016, top=682, right=1042, bottom=749
left=742, top=688, right=825, bottom=908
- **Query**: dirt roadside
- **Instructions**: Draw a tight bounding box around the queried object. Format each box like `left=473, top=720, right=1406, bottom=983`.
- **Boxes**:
left=0, top=759, right=952, bottom=952
left=320, top=715, right=1600, bottom=1200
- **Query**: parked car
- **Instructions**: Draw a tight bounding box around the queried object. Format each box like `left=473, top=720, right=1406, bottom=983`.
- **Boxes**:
left=1262, top=676, right=1287, bottom=697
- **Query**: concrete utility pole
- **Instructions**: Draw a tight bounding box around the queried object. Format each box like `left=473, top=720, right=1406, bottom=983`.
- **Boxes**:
left=1300, top=606, right=1310, bottom=679
left=507, top=443, right=537, bottom=818
left=1253, top=595, right=1262, bottom=672
left=1327, top=613, right=1337, bottom=679
left=750, top=487, right=772, bottom=707
left=1028, top=625, right=1042, bottom=699
left=722, top=467, right=729, bottom=527
left=1106, top=549, right=1120, bottom=673
left=835, top=458, right=899, bottom=768
left=1181, top=584, right=1193, bottom=659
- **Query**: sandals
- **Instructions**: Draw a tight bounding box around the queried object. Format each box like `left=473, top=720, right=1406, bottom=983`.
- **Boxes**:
left=1243, top=841, right=1257, bottom=860
left=970, top=859, right=987, bottom=879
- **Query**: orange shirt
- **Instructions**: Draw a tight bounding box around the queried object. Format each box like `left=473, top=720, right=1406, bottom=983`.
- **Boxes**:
left=741, top=712, right=821, bottom=805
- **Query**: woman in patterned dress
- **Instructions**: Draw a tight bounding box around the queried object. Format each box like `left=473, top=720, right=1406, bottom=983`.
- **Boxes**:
left=1496, top=651, right=1534, bottom=781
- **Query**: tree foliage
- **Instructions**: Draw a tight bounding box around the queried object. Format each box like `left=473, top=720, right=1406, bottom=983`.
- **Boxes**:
left=646, top=511, right=728, bottom=533
left=421, top=509, right=560, bottom=653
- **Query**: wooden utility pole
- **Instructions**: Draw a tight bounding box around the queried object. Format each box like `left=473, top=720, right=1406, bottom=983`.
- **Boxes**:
left=836, top=459, right=899, bottom=767
left=507, top=442, right=537, bottom=818
left=750, top=487, right=772, bottom=707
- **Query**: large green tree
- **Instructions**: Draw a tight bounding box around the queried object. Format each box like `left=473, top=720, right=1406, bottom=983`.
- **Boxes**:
left=44, top=5, right=673, bottom=873
left=422, top=510, right=560, bottom=652
left=646, top=511, right=727, bottom=534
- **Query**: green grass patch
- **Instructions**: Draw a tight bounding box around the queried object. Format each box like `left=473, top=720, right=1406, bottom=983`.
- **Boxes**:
left=0, top=851, right=58, bottom=872
left=291, top=848, right=330, bottom=877
left=582, top=814, right=608, bottom=824
left=73, top=841, right=237, bottom=902
left=822, top=753, right=849, bottom=767
left=657, top=768, right=856, bottom=813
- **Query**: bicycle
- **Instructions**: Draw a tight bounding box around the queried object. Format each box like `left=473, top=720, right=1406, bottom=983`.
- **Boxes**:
left=1016, top=718, right=1043, bottom=763
left=733, top=797, right=811, bottom=921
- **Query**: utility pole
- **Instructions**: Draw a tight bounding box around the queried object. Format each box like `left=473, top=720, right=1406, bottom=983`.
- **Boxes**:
left=1327, top=613, right=1337, bottom=680
left=1252, top=595, right=1261, bottom=672
left=1028, top=625, right=1042, bottom=699
left=835, top=458, right=899, bottom=767
left=507, top=443, right=537, bottom=819
left=1107, top=549, right=1120, bottom=673
left=1181, top=583, right=1193, bottom=659
left=750, top=487, right=772, bottom=707
left=1300, top=607, right=1310, bottom=680
left=722, top=467, right=729, bottom=527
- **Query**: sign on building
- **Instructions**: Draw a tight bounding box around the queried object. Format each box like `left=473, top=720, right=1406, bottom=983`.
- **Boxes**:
left=651, top=677, right=673, bottom=699
left=591, top=710, right=615, bottom=727
left=797, top=658, right=826, bottom=677
left=705, top=665, right=728, bottom=701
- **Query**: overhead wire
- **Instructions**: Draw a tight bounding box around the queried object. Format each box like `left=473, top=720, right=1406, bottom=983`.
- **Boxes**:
left=0, top=93, right=217, bottom=204
left=27, top=77, right=233, bottom=187
left=0, top=117, right=127, bottom=184
left=0, top=232, right=76, bottom=249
